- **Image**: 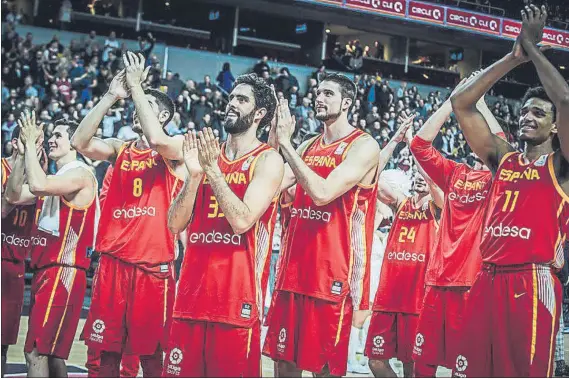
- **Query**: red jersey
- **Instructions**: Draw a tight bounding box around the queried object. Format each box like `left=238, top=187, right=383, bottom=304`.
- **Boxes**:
left=277, top=130, right=377, bottom=310
left=99, top=164, right=113, bottom=210
left=480, top=152, right=569, bottom=267
left=96, top=142, right=182, bottom=271
left=174, top=143, right=278, bottom=328
left=411, top=136, right=491, bottom=287
left=1, top=158, right=36, bottom=262
left=373, top=197, right=438, bottom=314
left=30, top=165, right=98, bottom=270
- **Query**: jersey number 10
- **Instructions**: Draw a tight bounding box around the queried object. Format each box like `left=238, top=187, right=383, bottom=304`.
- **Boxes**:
left=12, top=208, right=28, bottom=227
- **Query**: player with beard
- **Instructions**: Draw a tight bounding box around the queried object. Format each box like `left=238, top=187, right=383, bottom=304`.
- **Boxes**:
left=5, top=112, right=99, bottom=377
left=72, top=53, right=184, bottom=377
left=408, top=76, right=506, bottom=377
left=449, top=6, right=569, bottom=377
left=163, top=73, right=283, bottom=377
left=263, top=73, right=380, bottom=377
left=1, top=125, right=46, bottom=377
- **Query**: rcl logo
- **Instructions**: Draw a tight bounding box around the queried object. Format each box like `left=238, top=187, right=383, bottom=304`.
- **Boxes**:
left=450, top=14, right=497, bottom=31
left=371, top=0, right=404, bottom=13
left=411, top=6, right=442, bottom=20
left=112, top=206, right=156, bottom=219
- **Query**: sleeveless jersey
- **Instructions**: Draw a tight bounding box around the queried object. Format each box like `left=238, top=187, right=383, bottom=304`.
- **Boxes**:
left=30, top=167, right=98, bottom=270
left=96, top=141, right=183, bottom=271
left=1, top=158, right=36, bottom=262
left=174, top=143, right=278, bottom=328
left=480, top=152, right=569, bottom=267
left=277, top=129, right=378, bottom=310
left=373, top=197, right=438, bottom=314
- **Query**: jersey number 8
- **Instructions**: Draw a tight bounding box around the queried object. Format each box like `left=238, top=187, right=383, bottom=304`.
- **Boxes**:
left=133, top=178, right=143, bottom=197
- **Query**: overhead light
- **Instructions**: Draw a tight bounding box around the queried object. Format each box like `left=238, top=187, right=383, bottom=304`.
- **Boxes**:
left=561, top=66, right=566, bottom=70
left=165, top=1, right=170, bottom=6
left=423, top=73, right=429, bottom=79
left=325, top=28, right=331, bottom=34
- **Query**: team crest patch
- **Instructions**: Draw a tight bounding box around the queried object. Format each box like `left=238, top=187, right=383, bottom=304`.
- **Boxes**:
left=151, top=150, right=158, bottom=157
left=242, top=155, right=255, bottom=171
left=334, top=142, right=348, bottom=155
left=240, top=303, right=252, bottom=318
left=534, top=155, right=548, bottom=167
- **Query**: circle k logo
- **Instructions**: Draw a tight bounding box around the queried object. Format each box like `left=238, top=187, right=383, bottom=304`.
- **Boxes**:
left=394, top=1, right=403, bottom=12
left=489, top=20, right=498, bottom=30
left=469, top=16, right=477, bottom=26
left=433, top=9, right=441, bottom=19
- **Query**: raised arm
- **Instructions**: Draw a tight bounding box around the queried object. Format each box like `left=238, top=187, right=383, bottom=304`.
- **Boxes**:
left=450, top=52, right=521, bottom=172
left=520, top=5, right=569, bottom=161
left=378, top=113, right=414, bottom=174
left=124, top=52, right=184, bottom=161
left=197, top=128, right=284, bottom=235
left=71, top=70, right=128, bottom=162
left=168, top=132, right=203, bottom=234
left=276, top=101, right=380, bottom=206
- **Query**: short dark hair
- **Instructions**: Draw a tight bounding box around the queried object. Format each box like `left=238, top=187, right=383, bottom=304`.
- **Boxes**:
left=320, top=73, right=356, bottom=103
left=233, top=73, right=276, bottom=129
left=521, top=86, right=556, bottom=122
left=143, top=88, right=175, bottom=125
left=55, top=119, right=79, bottom=138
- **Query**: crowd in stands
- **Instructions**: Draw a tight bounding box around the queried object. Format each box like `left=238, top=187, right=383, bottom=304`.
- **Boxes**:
left=1, top=20, right=526, bottom=189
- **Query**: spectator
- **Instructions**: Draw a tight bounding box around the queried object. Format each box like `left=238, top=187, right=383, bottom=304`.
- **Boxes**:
left=102, top=31, right=119, bottom=62
left=23, top=76, right=38, bottom=98
left=198, top=75, right=215, bottom=95
left=295, top=97, right=312, bottom=121
left=2, top=113, right=17, bottom=141
left=191, top=95, right=212, bottom=127
left=253, top=56, right=270, bottom=76
left=164, top=71, right=185, bottom=100
left=216, top=62, right=235, bottom=94
left=302, top=110, right=321, bottom=134
left=275, top=68, right=299, bottom=94
left=102, top=108, right=121, bottom=138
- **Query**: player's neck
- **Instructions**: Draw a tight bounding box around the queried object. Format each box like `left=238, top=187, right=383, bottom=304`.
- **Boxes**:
left=412, top=192, right=429, bottom=207
left=322, top=116, right=354, bottom=145
left=54, top=151, right=77, bottom=171
left=135, top=136, right=150, bottom=150
left=523, top=139, right=554, bottom=161
left=224, top=130, right=260, bottom=161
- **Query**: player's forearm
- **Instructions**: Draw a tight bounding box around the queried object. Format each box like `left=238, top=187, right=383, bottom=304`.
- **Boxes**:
left=168, top=173, right=202, bottom=234
left=205, top=167, right=257, bottom=235
left=378, top=139, right=399, bottom=174
left=451, top=54, right=519, bottom=111
left=280, top=142, right=329, bottom=206
left=131, top=86, right=169, bottom=148
left=5, top=155, right=27, bottom=204
left=24, top=142, right=49, bottom=195
left=72, top=93, right=117, bottom=151
left=417, top=101, right=453, bottom=142
left=477, top=99, right=505, bottom=136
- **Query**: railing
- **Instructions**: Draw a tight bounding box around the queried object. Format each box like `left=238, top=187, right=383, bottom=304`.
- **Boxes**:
left=437, top=0, right=505, bottom=16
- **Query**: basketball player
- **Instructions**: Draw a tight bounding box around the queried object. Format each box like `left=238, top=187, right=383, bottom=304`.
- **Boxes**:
left=263, top=73, right=381, bottom=377
left=1, top=125, right=45, bottom=377
left=5, top=112, right=99, bottom=377
left=365, top=124, right=442, bottom=378
left=163, top=73, right=283, bottom=377
left=409, top=79, right=506, bottom=377
left=449, top=6, right=569, bottom=376
left=71, top=52, right=184, bottom=377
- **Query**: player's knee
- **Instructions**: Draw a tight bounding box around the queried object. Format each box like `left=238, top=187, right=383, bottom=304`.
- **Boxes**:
left=368, top=359, right=389, bottom=372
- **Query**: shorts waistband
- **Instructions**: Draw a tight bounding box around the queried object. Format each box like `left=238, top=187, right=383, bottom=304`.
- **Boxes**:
left=31, top=263, right=87, bottom=273
left=482, top=262, right=551, bottom=274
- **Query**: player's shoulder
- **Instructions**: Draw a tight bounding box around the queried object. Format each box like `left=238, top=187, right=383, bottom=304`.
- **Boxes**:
left=347, top=132, right=381, bottom=157
left=255, top=146, right=284, bottom=170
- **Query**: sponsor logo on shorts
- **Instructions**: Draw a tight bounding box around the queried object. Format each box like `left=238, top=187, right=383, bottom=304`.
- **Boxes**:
left=1, top=233, right=47, bottom=248
left=241, top=303, right=252, bottom=319
left=454, top=355, right=468, bottom=377
left=413, top=333, right=424, bottom=356
left=188, top=230, right=242, bottom=245
left=89, top=319, right=105, bottom=344
left=371, top=335, right=385, bottom=356
left=112, top=206, right=156, bottom=219
left=484, top=223, right=531, bottom=240
left=331, top=281, right=343, bottom=295
left=277, top=328, right=287, bottom=354
left=386, top=251, right=426, bottom=263
left=290, top=206, right=331, bottom=222
left=166, top=348, right=183, bottom=376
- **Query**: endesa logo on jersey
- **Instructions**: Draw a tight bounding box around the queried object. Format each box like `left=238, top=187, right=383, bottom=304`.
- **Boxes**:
left=112, top=206, right=156, bottom=219
left=408, top=1, right=443, bottom=23
left=484, top=223, right=531, bottom=240
left=189, top=230, right=242, bottom=245
left=346, top=0, right=406, bottom=16
left=448, top=190, right=488, bottom=205
left=1, top=233, right=47, bottom=247
left=290, top=206, right=332, bottom=222
left=386, top=250, right=426, bottom=262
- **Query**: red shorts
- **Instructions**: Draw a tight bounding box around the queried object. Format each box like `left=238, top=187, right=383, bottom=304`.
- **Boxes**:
left=24, top=265, right=87, bottom=359
left=162, top=318, right=260, bottom=377
left=85, top=348, right=140, bottom=378
left=365, top=311, right=418, bottom=363
left=2, top=259, right=25, bottom=346
left=452, top=264, right=561, bottom=378
left=413, top=286, right=469, bottom=368
left=263, top=291, right=353, bottom=377
left=85, top=254, right=175, bottom=356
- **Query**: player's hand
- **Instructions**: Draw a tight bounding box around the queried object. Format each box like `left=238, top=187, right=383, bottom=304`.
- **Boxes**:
left=107, top=69, right=130, bottom=100
left=18, top=111, right=44, bottom=148
left=197, top=128, right=221, bottom=173
left=393, top=111, right=414, bottom=144
left=520, top=4, right=547, bottom=47
left=276, top=98, right=296, bottom=147
left=123, top=51, right=150, bottom=89
left=182, top=131, right=203, bottom=176
left=267, top=85, right=279, bottom=150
